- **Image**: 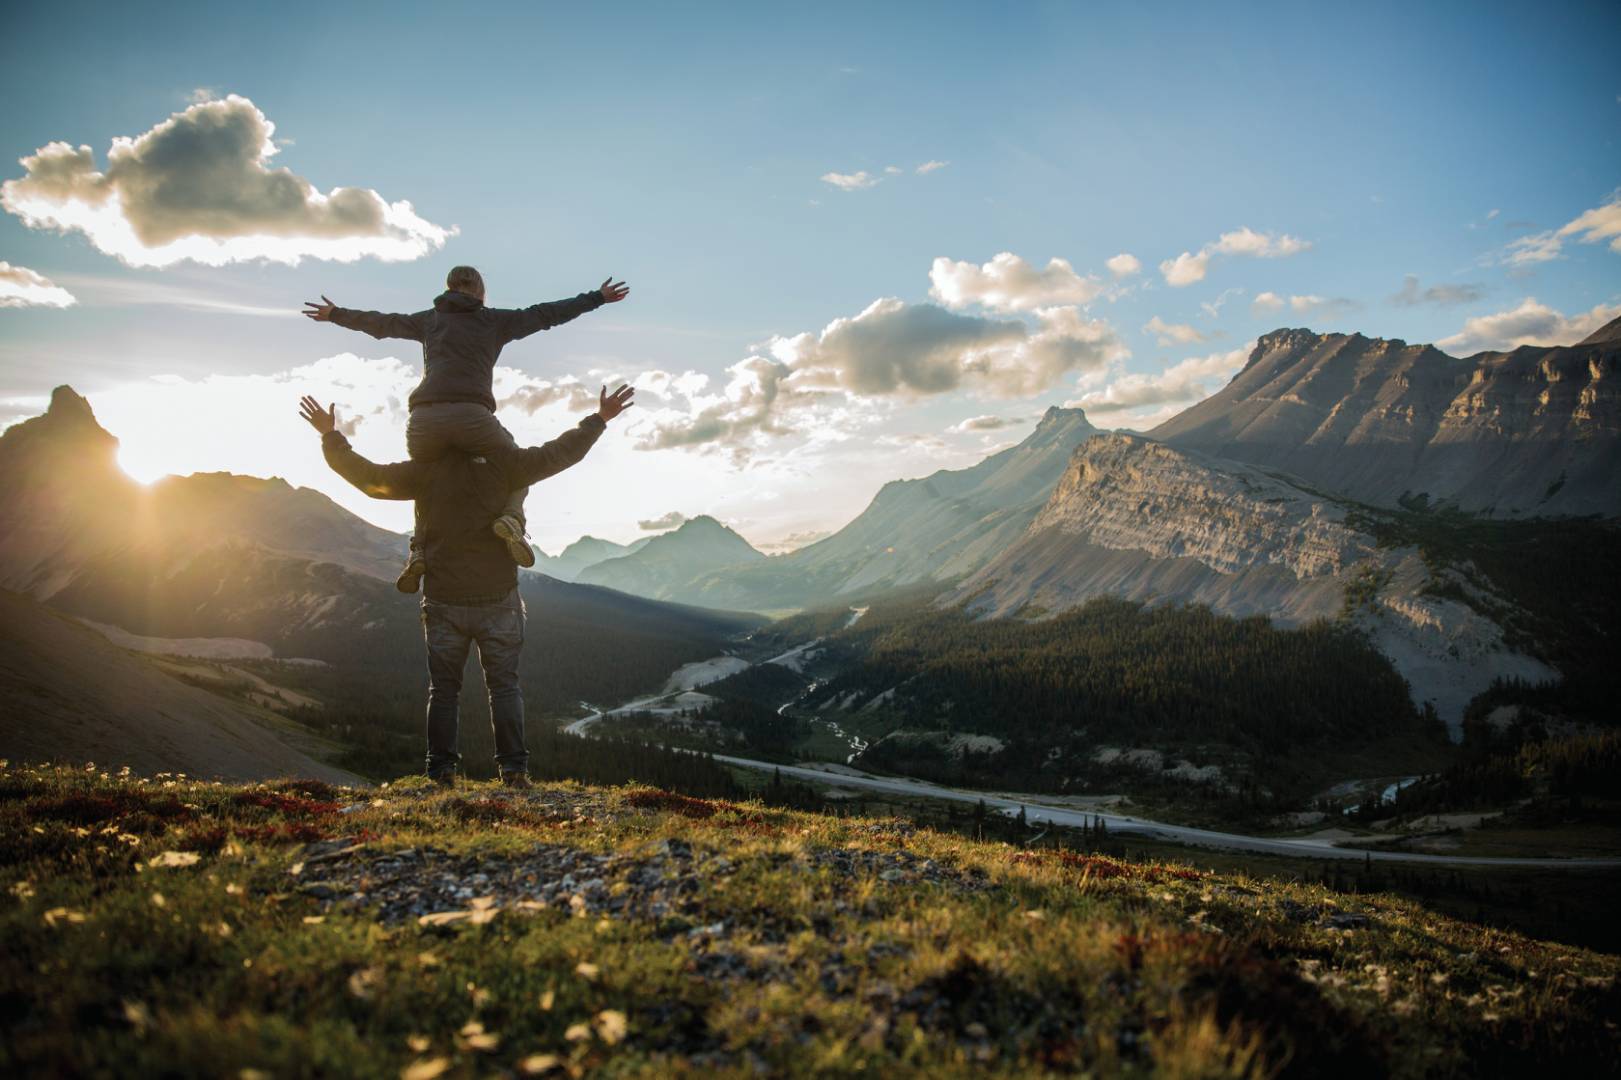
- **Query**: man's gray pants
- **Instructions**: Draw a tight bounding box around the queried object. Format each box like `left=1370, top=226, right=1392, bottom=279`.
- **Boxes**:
left=405, top=403, right=527, bottom=551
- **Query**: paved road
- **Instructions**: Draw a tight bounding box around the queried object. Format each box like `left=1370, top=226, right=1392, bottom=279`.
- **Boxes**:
left=708, top=755, right=1621, bottom=868
left=564, top=657, right=1621, bottom=870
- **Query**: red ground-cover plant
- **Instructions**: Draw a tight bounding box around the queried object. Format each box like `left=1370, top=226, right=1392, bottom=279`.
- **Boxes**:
left=28, top=791, right=191, bottom=829
left=178, top=822, right=337, bottom=851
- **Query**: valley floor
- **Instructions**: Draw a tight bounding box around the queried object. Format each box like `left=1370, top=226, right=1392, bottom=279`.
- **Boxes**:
left=3, top=763, right=1618, bottom=1077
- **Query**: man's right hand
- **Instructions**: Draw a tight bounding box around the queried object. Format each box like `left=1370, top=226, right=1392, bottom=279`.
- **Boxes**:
left=299, top=395, right=338, bottom=435
left=597, top=384, right=635, bottom=421
left=302, top=296, right=337, bottom=322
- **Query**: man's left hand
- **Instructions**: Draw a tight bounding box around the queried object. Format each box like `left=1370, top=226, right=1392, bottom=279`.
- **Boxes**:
left=299, top=395, right=338, bottom=435
left=599, top=278, right=630, bottom=304
left=597, top=384, right=635, bottom=421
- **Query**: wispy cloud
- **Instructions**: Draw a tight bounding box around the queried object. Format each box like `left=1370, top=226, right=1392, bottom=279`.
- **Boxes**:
left=1068, top=343, right=1253, bottom=419
left=915, top=160, right=950, bottom=174
left=948, top=414, right=1028, bottom=433
left=638, top=511, right=688, bottom=531
left=1158, top=226, right=1311, bottom=287
left=1, top=95, right=453, bottom=267
left=1250, top=291, right=1355, bottom=317
left=1390, top=274, right=1483, bottom=307
left=0, top=261, right=76, bottom=308
left=1502, top=191, right=1621, bottom=266
left=1143, top=315, right=1205, bottom=346
left=51, top=272, right=293, bottom=317
left=820, top=170, right=881, bottom=191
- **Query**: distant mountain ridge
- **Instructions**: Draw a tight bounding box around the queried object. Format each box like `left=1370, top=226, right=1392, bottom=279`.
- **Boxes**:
left=1150, top=326, right=1621, bottom=517
left=677, top=405, right=1100, bottom=611
left=576, top=516, right=764, bottom=600
left=533, top=534, right=652, bottom=582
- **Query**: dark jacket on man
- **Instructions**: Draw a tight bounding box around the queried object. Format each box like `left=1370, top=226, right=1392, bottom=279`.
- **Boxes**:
left=330, top=290, right=605, bottom=413
left=320, top=414, right=606, bottom=602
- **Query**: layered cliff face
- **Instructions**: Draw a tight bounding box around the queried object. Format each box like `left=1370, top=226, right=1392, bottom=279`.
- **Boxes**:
left=1150, top=326, right=1621, bottom=516
left=954, top=433, right=1554, bottom=728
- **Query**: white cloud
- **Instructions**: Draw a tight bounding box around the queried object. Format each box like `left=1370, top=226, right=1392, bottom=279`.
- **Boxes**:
left=915, top=160, right=950, bottom=174
left=1159, top=226, right=1312, bottom=286
left=820, top=170, right=880, bottom=191
left=1504, top=191, right=1621, bottom=266
left=1143, top=315, right=1205, bottom=346
left=884, top=165, right=903, bottom=175
left=634, top=297, right=1125, bottom=459
left=1105, top=252, right=1141, bottom=278
left=1158, top=250, right=1210, bottom=287
left=0, top=95, right=453, bottom=267
left=1437, top=298, right=1621, bottom=354
left=1249, top=291, right=1355, bottom=318
left=1067, top=343, right=1253, bottom=417
left=929, top=252, right=1103, bottom=313
left=1211, top=226, right=1310, bottom=258
left=0, top=261, right=76, bottom=308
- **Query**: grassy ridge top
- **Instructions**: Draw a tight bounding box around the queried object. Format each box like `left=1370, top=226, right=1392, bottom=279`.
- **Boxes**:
left=2, top=763, right=1617, bottom=1078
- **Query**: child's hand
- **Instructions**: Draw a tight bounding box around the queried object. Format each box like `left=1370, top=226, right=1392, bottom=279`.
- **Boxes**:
left=298, top=395, right=339, bottom=435
left=599, top=278, right=630, bottom=304
left=597, top=384, right=635, bottom=421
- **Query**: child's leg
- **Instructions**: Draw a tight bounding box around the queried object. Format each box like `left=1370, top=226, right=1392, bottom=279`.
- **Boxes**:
left=446, top=411, right=530, bottom=527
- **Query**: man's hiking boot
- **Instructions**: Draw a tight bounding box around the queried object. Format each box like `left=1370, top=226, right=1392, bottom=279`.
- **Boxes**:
left=491, top=515, right=536, bottom=568
left=499, top=772, right=533, bottom=790
left=396, top=551, right=427, bottom=593
left=429, top=772, right=457, bottom=789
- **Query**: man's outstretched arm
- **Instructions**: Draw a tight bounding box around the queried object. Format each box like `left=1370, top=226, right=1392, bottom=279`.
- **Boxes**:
left=498, top=384, right=636, bottom=488
left=497, top=277, right=629, bottom=343
left=298, top=396, right=425, bottom=500
left=302, top=296, right=425, bottom=342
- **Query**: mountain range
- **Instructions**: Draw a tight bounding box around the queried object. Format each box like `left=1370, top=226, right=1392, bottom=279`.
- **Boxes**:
left=3, top=315, right=1616, bottom=776
left=0, top=388, right=759, bottom=779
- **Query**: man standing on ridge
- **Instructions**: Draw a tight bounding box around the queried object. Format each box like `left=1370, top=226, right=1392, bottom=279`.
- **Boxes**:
left=303, top=267, right=630, bottom=591
left=297, top=384, right=636, bottom=787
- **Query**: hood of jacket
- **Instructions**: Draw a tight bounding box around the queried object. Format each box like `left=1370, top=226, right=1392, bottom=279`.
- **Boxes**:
left=433, top=290, right=486, bottom=313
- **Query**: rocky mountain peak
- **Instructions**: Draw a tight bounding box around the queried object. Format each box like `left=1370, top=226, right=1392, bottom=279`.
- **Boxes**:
left=0, top=385, right=120, bottom=471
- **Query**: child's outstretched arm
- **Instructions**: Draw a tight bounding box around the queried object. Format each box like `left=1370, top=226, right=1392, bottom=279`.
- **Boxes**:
left=496, top=278, right=629, bottom=343
left=298, top=396, right=425, bottom=500
left=302, top=296, right=426, bottom=342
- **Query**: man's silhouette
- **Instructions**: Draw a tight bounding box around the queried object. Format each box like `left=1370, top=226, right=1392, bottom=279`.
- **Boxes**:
left=299, top=385, right=634, bottom=786
left=304, top=266, right=629, bottom=591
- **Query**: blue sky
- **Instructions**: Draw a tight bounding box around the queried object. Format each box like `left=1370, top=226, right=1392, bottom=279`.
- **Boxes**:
left=1, top=1, right=1618, bottom=549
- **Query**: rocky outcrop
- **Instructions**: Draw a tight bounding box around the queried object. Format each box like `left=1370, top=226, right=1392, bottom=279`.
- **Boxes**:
left=1150, top=329, right=1621, bottom=517
left=954, top=434, right=1554, bottom=729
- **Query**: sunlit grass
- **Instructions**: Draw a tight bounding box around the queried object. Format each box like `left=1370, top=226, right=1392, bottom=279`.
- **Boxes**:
left=2, top=761, right=1617, bottom=1077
